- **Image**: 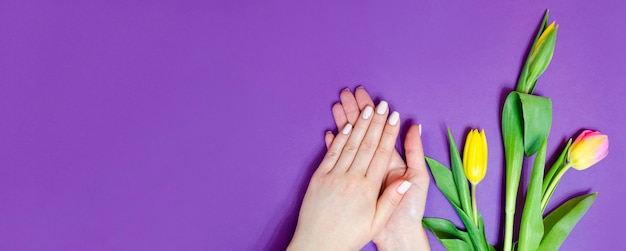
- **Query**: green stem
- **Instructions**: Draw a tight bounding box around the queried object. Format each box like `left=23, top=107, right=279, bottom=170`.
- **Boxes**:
left=503, top=157, right=522, bottom=251
left=540, top=163, right=572, bottom=212
left=504, top=210, right=514, bottom=251
left=471, top=183, right=478, bottom=227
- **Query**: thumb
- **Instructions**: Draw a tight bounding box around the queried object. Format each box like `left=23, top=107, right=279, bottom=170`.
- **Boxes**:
left=372, top=179, right=412, bottom=231
left=405, top=124, right=430, bottom=186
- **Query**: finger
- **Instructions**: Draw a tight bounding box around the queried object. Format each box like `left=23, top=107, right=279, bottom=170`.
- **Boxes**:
left=371, top=179, right=412, bottom=233
left=356, top=86, right=404, bottom=171
left=347, top=101, right=391, bottom=175
left=330, top=105, right=375, bottom=173
left=324, top=131, right=334, bottom=149
left=332, top=102, right=348, bottom=130
left=365, top=110, right=401, bottom=181
left=404, top=124, right=430, bottom=212
left=340, top=88, right=360, bottom=124
left=405, top=124, right=429, bottom=183
left=354, top=86, right=375, bottom=110
left=317, top=123, right=353, bottom=174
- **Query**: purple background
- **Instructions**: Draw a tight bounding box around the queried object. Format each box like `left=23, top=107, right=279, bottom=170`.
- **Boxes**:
left=1, top=1, right=624, bottom=250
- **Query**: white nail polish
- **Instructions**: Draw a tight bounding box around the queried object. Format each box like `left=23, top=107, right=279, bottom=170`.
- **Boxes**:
left=342, top=123, right=353, bottom=135
left=388, top=111, right=400, bottom=126
left=397, top=181, right=412, bottom=194
left=419, top=124, right=423, bottom=136
left=376, top=101, right=388, bottom=115
left=362, top=106, right=373, bottom=119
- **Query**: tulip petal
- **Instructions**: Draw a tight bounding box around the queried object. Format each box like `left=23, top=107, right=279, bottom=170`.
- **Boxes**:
left=517, top=10, right=550, bottom=94
left=568, top=130, right=609, bottom=170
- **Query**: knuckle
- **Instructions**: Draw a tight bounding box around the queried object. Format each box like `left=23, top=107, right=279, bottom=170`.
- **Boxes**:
left=335, top=178, right=357, bottom=194
left=361, top=140, right=376, bottom=152
left=386, top=194, right=400, bottom=207
left=370, top=118, right=385, bottom=127
left=382, top=126, right=396, bottom=138
left=326, top=149, right=340, bottom=159
left=343, top=143, right=359, bottom=153
left=375, top=147, right=391, bottom=159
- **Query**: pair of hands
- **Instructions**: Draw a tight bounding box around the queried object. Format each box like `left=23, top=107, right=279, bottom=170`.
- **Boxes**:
left=288, top=87, right=431, bottom=251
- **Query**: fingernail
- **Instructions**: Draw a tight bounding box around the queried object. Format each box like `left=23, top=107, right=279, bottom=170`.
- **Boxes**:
left=362, top=106, right=373, bottom=119
left=388, top=111, right=400, bottom=126
left=397, top=180, right=412, bottom=194
left=342, top=87, right=351, bottom=92
left=342, top=123, right=353, bottom=135
left=419, top=124, right=423, bottom=136
left=356, top=85, right=365, bottom=89
left=326, top=130, right=333, bottom=135
left=376, top=101, right=388, bottom=115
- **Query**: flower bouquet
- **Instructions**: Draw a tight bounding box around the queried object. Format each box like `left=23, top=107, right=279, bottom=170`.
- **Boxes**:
left=422, top=11, right=609, bottom=251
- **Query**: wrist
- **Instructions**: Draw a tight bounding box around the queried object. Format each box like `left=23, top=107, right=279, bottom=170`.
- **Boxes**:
left=287, top=232, right=318, bottom=251
left=374, top=226, right=430, bottom=251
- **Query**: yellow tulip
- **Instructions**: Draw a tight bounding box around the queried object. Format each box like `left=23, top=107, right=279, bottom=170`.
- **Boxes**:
left=529, top=22, right=557, bottom=62
left=519, top=19, right=559, bottom=94
left=463, top=129, right=488, bottom=184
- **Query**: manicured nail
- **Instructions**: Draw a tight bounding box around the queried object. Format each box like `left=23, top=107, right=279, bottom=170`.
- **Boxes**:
left=388, top=111, right=400, bottom=126
left=356, top=85, right=365, bottom=89
left=376, top=101, right=388, bottom=115
left=342, top=123, right=353, bottom=135
left=419, top=124, right=423, bottom=136
left=397, top=180, right=412, bottom=194
left=326, top=130, right=333, bottom=135
left=362, top=106, right=373, bottom=119
left=342, top=87, right=351, bottom=92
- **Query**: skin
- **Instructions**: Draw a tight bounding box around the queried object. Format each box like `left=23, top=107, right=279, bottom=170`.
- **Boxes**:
left=325, top=87, right=431, bottom=251
left=288, top=100, right=410, bottom=251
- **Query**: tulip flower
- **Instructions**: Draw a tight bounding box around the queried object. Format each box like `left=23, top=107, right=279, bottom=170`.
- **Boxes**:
left=540, top=130, right=609, bottom=211
left=463, top=129, right=488, bottom=184
left=568, top=130, right=609, bottom=170
left=517, top=13, right=558, bottom=94
left=463, top=129, right=488, bottom=225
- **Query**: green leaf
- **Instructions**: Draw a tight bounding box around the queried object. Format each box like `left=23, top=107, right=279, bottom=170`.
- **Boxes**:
left=452, top=204, right=490, bottom=251
left=441, top=239, right=473, bottom=251
left=538, top=193, right=597, bottom=251
left=477, top=212, right=496, bottom=251
left=423, top=218, right=474, bottom=251
left=501, top=92, right=525, bottom=251
left=422, top=218, right=472, bottom=242
left=447, top=129, right=473, bottom=216
left=518, top=139, right=547, bottom=251
left=517, top=10, right=550, bottom=94
left=518, top=93, right=552, bottom=156
left=425, top=157, right=461, bottom=208
left=542, top=139, right=572, bottom=196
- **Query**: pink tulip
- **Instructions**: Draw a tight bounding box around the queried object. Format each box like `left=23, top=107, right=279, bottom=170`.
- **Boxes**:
left=568, top=130, right=609, bottom=170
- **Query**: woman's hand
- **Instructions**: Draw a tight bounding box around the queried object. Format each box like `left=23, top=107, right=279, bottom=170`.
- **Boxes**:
left=288, top=101, right=411, bottom=251
left=325, top=87, right=431, bottom=251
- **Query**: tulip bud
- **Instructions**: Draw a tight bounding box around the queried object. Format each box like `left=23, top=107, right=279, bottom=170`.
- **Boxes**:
left=518, top=15, right=559, bottom=94
left=463, top=129, right=488, bottom=184
left=568, top=130, right=609, bottom=170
